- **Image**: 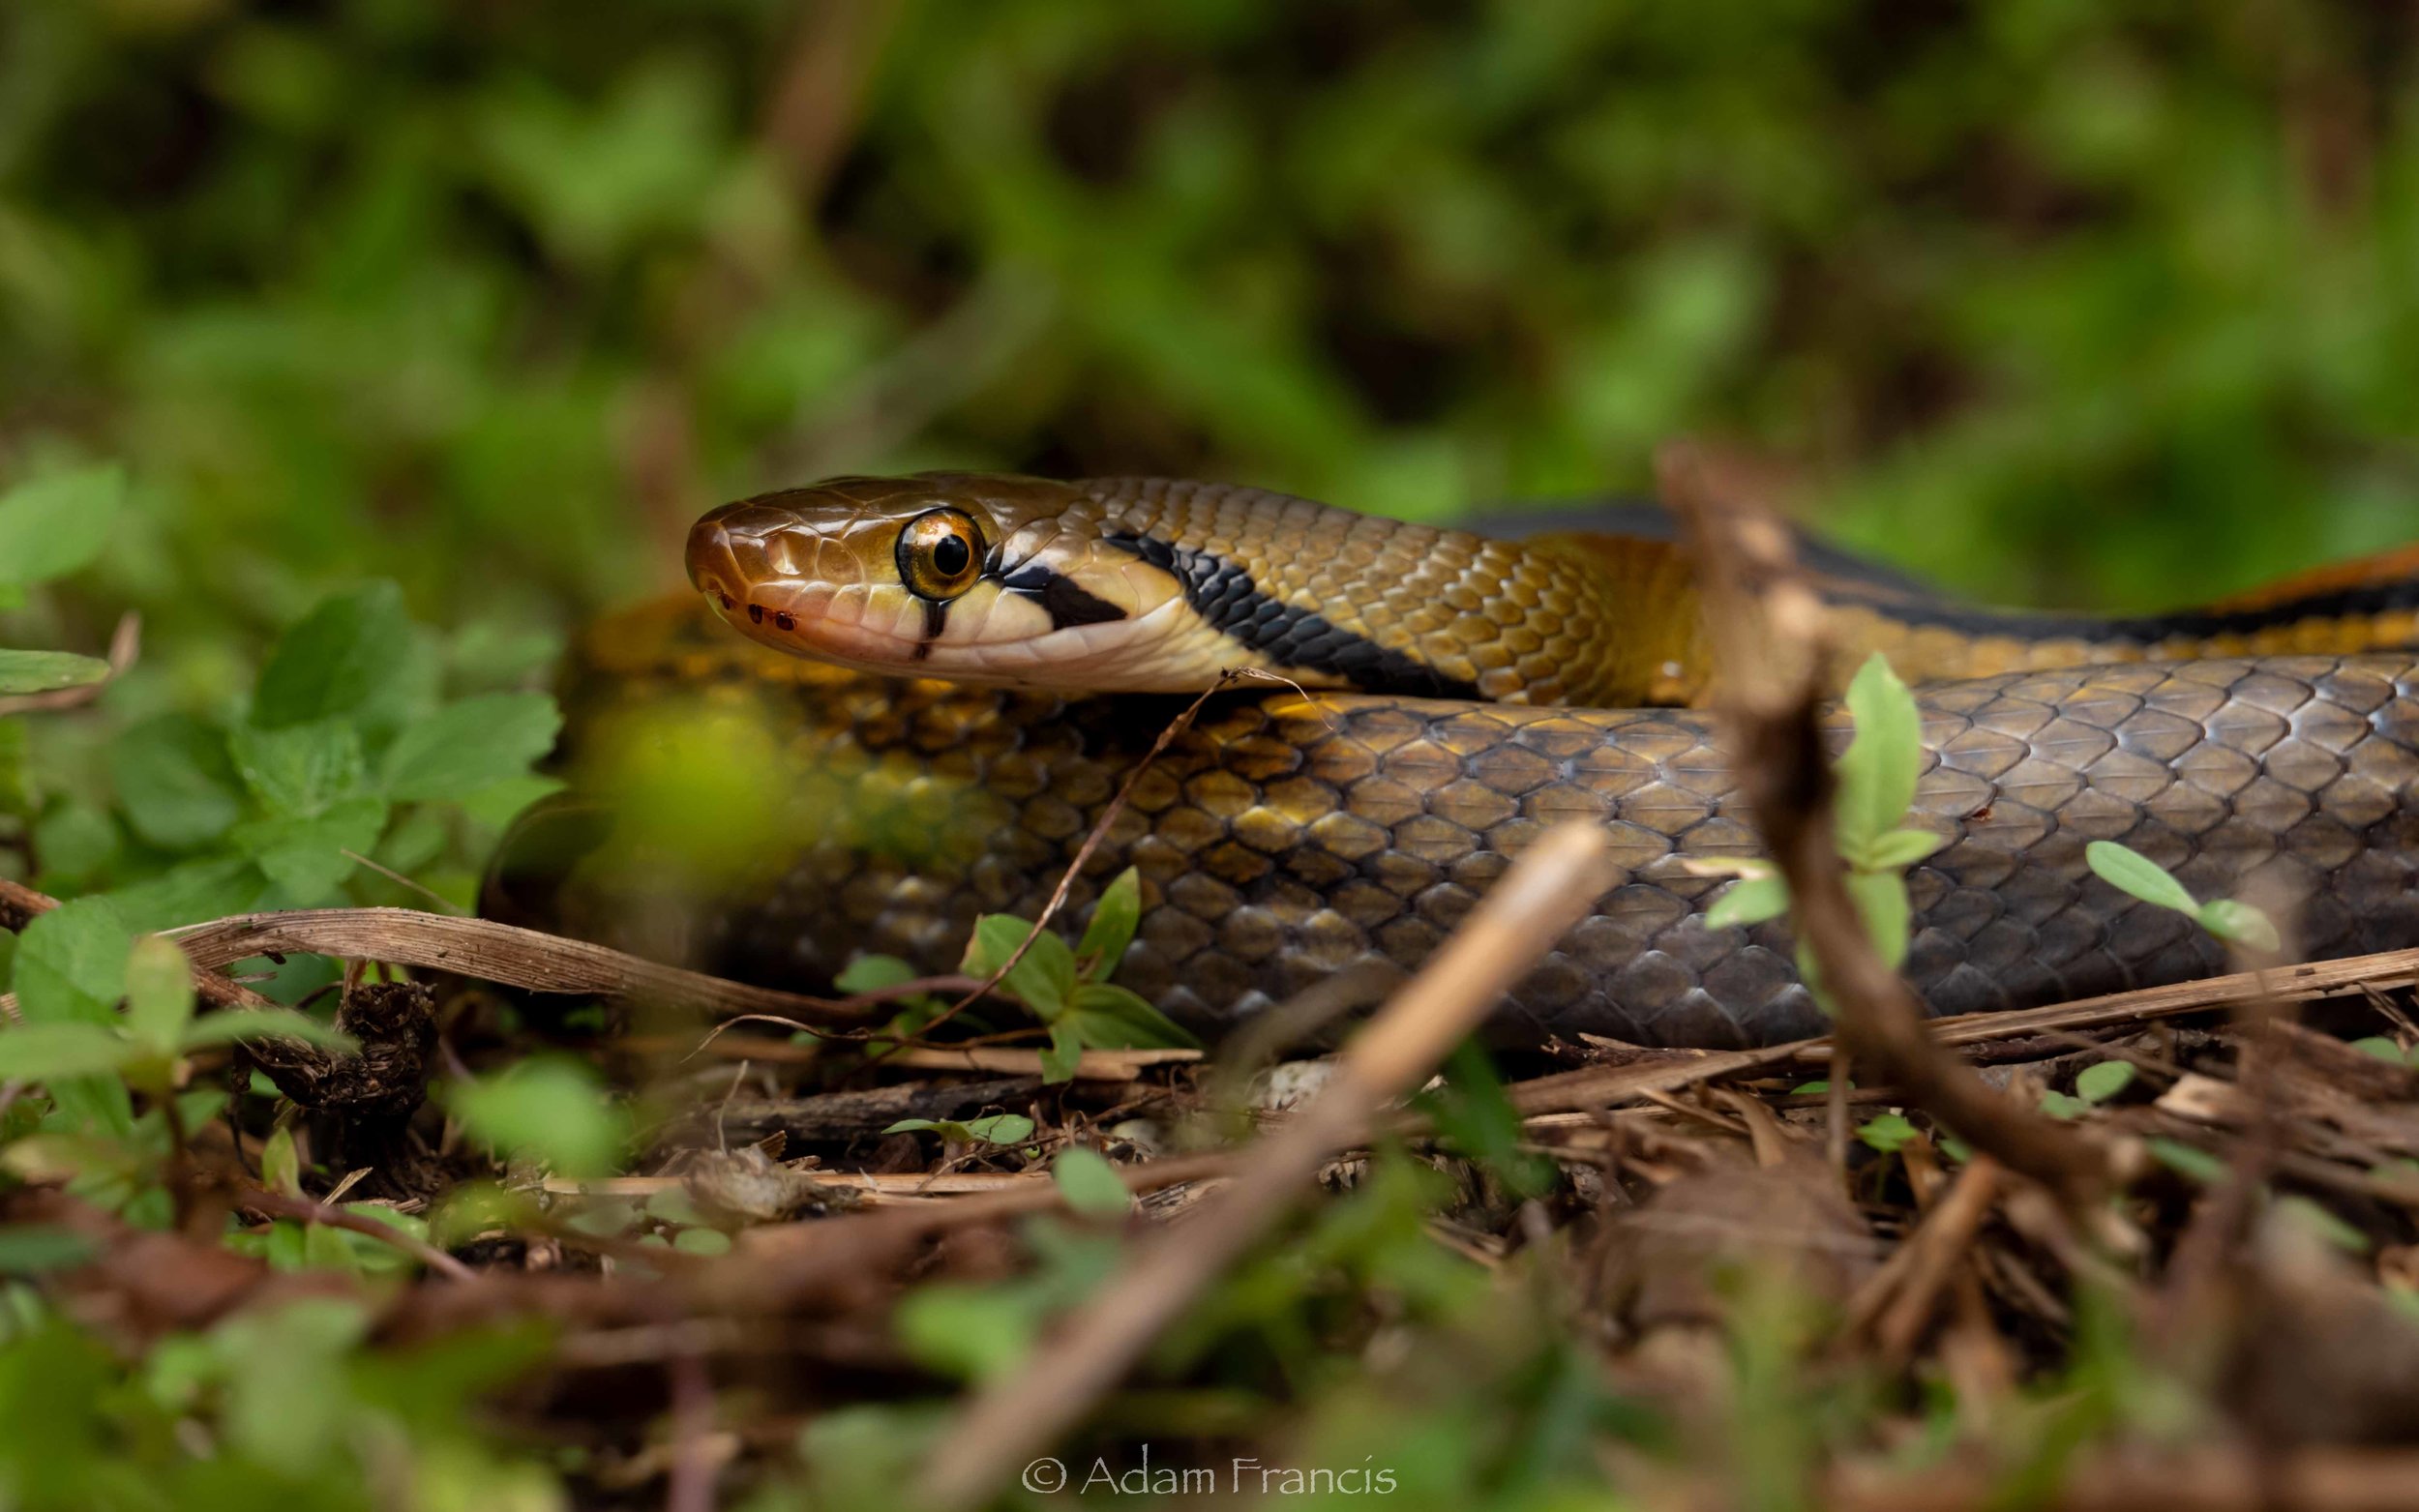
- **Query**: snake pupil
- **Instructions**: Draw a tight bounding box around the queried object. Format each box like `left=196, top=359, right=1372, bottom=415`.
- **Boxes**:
left=934, top=534, right=970, bottom=577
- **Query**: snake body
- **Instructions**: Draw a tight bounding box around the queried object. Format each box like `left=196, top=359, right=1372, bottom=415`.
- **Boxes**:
left=514, top=476, right=2419, bottom=1048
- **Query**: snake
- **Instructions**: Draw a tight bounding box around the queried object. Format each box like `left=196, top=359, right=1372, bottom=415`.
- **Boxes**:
left=506, top=473, right=2419, bottom=1049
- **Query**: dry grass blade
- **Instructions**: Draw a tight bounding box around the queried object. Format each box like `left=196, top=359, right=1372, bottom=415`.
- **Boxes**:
left=912, top=819, right=1621, bottom=1512
left=160, top=908, right=882, bottom=1023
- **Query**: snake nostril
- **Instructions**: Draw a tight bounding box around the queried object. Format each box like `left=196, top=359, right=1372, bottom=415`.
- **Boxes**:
left=747, top=604, right=764, bottom=625
left=773, top=611, right=795, bottom=632
left=716, top=590, right=734, bottom=611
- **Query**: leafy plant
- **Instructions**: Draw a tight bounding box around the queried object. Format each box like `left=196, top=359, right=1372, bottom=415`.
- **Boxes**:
left=847, top=867, right=1198, bottom=1083
left=94, top=579, right=562, bottom=923
left=1704, top=654, right=1944, bottom=993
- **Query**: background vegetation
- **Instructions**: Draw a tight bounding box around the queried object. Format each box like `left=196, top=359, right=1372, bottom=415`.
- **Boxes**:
left=3, top=1, right=2416, bottom=1507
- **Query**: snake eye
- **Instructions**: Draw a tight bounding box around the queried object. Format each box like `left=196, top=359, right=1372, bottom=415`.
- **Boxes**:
left=896, top=508, right=986, bottom=602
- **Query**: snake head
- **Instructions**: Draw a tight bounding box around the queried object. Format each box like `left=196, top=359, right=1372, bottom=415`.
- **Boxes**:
left=685, top=472, right=1224, bottom=688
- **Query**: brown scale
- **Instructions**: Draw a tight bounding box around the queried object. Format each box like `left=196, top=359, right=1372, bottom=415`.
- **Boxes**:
left=511, top=579, right=2419, bottom=1048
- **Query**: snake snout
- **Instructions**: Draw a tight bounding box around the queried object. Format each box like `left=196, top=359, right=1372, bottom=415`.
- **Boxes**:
left=684, top=513, right=747, bottom=608
left=689, top=506, right=832, bottom=595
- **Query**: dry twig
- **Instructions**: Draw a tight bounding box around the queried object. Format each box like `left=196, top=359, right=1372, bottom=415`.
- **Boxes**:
left=1657, top=441, right=2107, bottom=1205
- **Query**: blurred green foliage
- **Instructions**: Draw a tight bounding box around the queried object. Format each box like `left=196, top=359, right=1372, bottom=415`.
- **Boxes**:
left=5, top=0, right=2413, bottom=666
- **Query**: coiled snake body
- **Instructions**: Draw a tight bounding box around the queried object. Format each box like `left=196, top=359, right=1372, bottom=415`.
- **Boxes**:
left=516, top=475, right=2419, bottom=1048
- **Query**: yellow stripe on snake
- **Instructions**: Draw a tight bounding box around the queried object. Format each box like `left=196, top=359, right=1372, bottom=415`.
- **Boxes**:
left=501, top=474, right=2419, bottom=1049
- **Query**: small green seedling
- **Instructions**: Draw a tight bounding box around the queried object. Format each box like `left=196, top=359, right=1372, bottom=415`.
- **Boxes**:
left=847, top=867, right=1199, bottom=1084
left=1856, top=1112, right=1920, bottom=1153
left=2039, top=1062, right=2134, bottom=1119
left=882, top=1113, right=1037, bottom=1146
left=2075, top=1060, right=2136, bottom=1104
left=1704, top=654, right=1945, bottom=991
left=2084, top=841, right=2281, bottom=952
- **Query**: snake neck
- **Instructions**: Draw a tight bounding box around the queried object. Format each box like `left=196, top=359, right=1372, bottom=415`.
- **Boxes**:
left=1070, top=479, right=1709, bottom=707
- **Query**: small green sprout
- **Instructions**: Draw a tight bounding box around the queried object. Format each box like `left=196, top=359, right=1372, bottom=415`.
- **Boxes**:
left=882, top=1113, right=1037, bottom=1146
left=2075, top=1060, right=2136, bottom=1104
left=2084, top=841, right=2282, bottom=952
left=1856, top=1112, right=1920, bottom=1153
left=1703, top=654, right=1945, bottom=989
left=848, top=867, right=1199, bottom=1084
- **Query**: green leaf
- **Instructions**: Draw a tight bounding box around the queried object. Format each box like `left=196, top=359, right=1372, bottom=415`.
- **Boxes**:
left=12, top=898, right=133, bottom=1024
left=1857, top=1112, right=1921, bottom=1153
left=1834, top=654, right=1924, bottom=863
left=2085, top=841, right=2199, bottom=916
left=1064, top=982, right=1199, bottom=1050
left=2076, top=1060, right=2137, bottom=1104
left=448, top=1057, right=628, bottom=1177
left=0, top=650, right=110, bottom=696
left=0, top=718, right=27, bottom=817
left=1706, top=873, right=1791, bottom=930
left=962, top=915, right=1077, bottom=1020
left=104, top=857, right=270, bottom=934
left=179, top=1008, right=359, bottom=1053
left=122, top=935, right=195, bottom=1052
left=962, top=1113, right=1035, bottom=1144
left=1864, top=827, right=1945, bottom=871
left=2198, top=899, right=2283, bottom=953
left=230, top=797, right=388, bottom=899
left=227, top=720, right=366, bottom=817
left=262, top=1126, right=303, bottom=1197
left=2352, top=1037, right=2407, bottom=1063
left=33, top=803, right=118, bottom=889
left=0, top=1023, right=134, bottom=1081
left=1074, top=867, right=1144, bottom=977
left=110, top=715, right=245, bottom=849
left=881, top=1113, right=1035, bottom=1145
left=0, top=464, right=125, bottom=588
left=0, top=1225, right=99, bottom=1274
left=2147, top=1137, right=2228, bottom=1184
left=380, top=693, right=561, bottom=803
left=2039, top=1089, right=2089, bottom=1119
left=252, top=581, right=416, bottom=729
left=1038, top=1021, right=1085, bottom=1085
left=835, top=954, right=917, bottom=993
left=1052, top=1147, right=1132, bottom=1218
left=672, top=1227, right=731, bottom=1256
left=894, top=1283, right=1041, bottom=1382
left=1845, top=868, right=1913, bottom=971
